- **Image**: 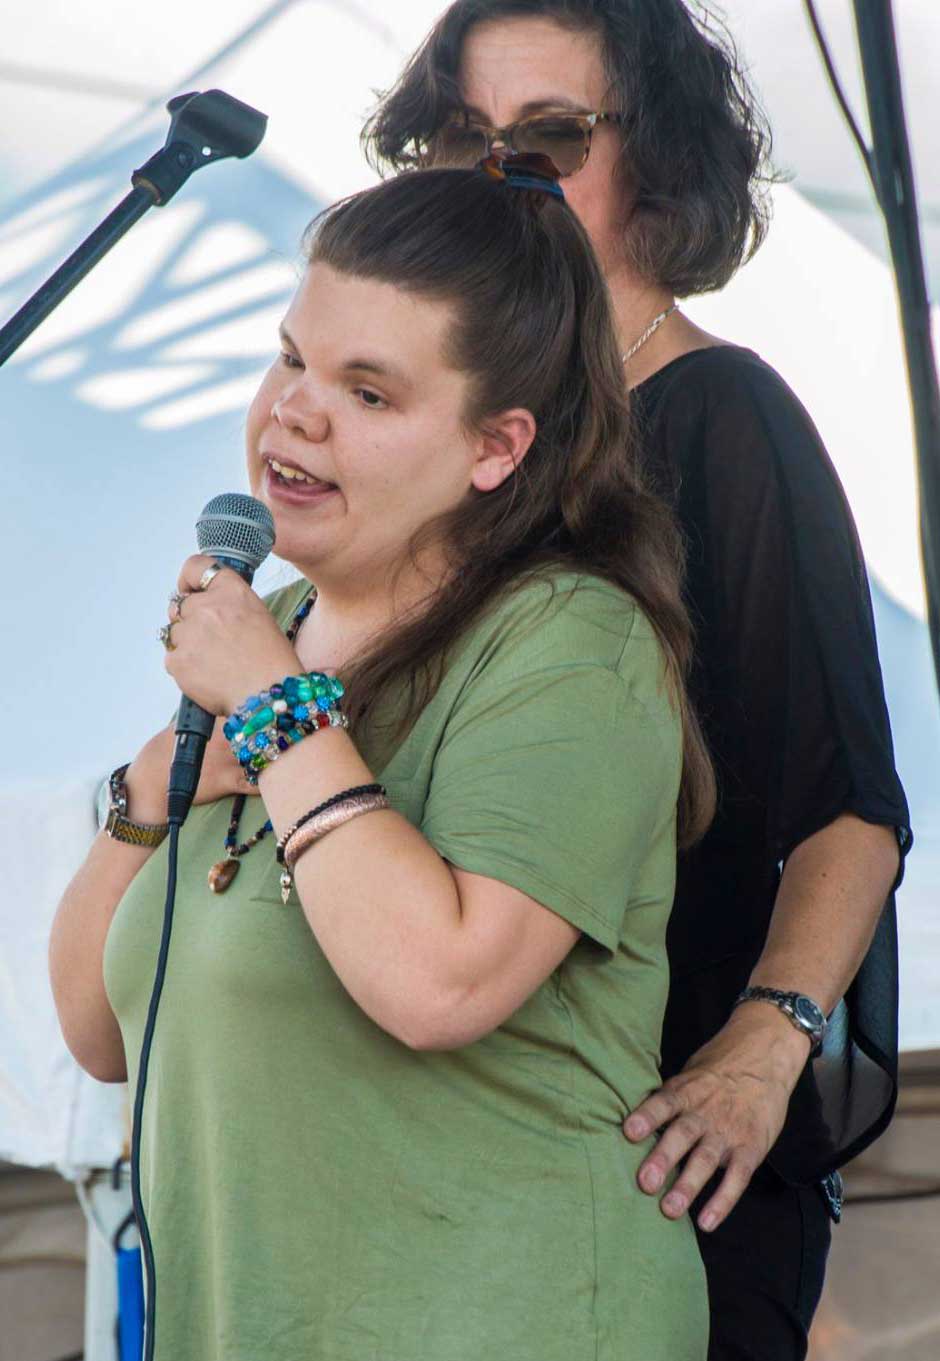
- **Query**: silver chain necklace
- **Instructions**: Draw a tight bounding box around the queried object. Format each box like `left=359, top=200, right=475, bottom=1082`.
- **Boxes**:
left=621, top=303, right=679, bottom=364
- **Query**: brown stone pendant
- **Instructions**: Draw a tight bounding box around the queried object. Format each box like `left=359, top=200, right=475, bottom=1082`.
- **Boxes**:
left=208, top=856, right=240, bottom=893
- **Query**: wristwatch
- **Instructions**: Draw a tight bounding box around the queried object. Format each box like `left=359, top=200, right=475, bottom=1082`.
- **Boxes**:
left=99, top=763, right=169, bottom=848
left=733, top=987, right=827, bottom=1057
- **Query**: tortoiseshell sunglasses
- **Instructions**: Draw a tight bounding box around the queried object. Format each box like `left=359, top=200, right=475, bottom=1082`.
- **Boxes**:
left=421, top=111, right=623, bottom=178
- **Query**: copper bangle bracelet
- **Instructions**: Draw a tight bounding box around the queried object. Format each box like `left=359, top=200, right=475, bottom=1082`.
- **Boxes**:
left=275, top=784, right=386, bottom=864
left=278, top=791, right=390, bottom=903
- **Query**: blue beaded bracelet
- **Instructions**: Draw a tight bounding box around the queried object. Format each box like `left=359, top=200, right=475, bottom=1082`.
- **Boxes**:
left=223, top=671, right=346, bottom=784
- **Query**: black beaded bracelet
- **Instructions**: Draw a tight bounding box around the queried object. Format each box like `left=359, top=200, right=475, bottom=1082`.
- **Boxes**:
left=275, top=784, right=386, bottom=864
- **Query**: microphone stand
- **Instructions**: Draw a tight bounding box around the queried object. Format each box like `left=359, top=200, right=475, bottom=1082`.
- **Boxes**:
left=1, top=91, right=267, bottom=1361
left=0, top=88, right=267, bottom=366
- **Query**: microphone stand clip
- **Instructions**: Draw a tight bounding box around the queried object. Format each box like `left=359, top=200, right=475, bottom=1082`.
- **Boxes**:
left=131, top=88, right=268, bottom=206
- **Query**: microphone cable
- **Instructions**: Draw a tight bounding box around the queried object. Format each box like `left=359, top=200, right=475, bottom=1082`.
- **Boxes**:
left=129, top=822, right=181, bottom=1361
left=127, top=492, right=275, bottom=1360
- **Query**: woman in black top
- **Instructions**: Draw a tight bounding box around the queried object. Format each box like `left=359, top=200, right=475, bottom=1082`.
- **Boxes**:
left=635, top=345, right=909, bottom=1165
left=364, top=3, right=911, bottom=1357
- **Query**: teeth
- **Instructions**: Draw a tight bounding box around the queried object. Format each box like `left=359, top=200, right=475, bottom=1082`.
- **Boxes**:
left=270, top=458, right=318, bottom=486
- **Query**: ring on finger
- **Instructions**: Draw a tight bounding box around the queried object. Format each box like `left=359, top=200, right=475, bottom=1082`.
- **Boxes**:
left=198, top=563, right=224, bottom=592
left=168, top=590, right=188, bottom=619
left=158, top=622, right=177, bottom=652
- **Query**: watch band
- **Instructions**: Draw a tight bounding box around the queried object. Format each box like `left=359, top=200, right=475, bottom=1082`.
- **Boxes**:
left=733, top=986, right=827, bottom=1055
left=104, top=763, right=169, bottom=849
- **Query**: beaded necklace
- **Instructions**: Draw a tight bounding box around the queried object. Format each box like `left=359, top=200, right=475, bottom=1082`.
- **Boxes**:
left=207, top=587, right=316, bottom=894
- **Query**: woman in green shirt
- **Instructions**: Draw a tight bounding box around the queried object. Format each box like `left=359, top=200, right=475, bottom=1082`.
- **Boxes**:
left=51, top=157, right=714, bottom=1359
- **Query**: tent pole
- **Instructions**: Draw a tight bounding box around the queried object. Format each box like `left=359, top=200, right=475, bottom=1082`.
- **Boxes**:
left=852, top=0, right=940, bottom=698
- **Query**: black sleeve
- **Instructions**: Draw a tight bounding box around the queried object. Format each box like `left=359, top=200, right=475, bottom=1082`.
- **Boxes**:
left=662, top=355, right=911, bottom=870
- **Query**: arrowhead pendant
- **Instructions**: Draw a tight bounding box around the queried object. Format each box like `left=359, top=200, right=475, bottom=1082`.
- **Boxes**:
left=208, top=857, right=240, bottom=893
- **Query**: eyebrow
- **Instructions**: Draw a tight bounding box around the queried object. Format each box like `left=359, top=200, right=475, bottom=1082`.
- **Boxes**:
left=279, top=327, right=413, bottom=389
left=343, top=357, right=414, bottom=389
left=460, top=95, right=593, bottom=121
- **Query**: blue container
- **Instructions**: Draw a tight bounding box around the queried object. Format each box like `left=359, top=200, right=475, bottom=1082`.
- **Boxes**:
left=116, top=1244, right=145, bottom=1361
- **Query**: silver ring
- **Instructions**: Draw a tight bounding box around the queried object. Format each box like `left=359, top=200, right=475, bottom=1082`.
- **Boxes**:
left=158, top=622, right=176, bottom=652
left=168, top=591, right=188, bottom=619
left=198, top=563, right=224, bottom=592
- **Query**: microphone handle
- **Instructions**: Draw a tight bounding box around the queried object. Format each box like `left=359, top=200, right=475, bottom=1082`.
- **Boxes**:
left=167, top=552, right=256, bottom=826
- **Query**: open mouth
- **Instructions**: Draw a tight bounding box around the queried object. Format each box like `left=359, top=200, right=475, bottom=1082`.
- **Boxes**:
left=266, top=456, right=337, bottom=491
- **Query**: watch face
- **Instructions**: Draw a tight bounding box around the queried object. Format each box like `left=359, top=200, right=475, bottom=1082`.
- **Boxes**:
left=95, top=776, right=113, bottom=830
left=793, top=996, right=826, bottom=1030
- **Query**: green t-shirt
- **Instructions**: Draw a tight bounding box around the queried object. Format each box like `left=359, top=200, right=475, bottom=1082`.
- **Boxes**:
left=104, top=570, right=707, bottom=1360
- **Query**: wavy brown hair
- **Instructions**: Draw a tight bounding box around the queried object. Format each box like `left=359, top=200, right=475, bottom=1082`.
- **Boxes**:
left=305, top=167, right=715, bottom=846
left=362, top=0, right=775, bottom=296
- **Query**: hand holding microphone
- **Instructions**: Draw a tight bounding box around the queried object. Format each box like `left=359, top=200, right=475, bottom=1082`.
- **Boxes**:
left=160, top=493, right=297, bottom=825
left=164, top=555, right=298, bottom=716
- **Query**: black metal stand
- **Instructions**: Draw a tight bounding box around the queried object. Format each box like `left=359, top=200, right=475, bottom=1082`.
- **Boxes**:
left=853, top=2, right=940, bottom=695
left=0, top=88, right=267, bottom=366
left=0, top=88, right=268, bottom=1361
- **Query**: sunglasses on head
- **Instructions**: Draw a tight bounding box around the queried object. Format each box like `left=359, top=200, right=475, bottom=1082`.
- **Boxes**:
left=421, top=110, right=623, bottom=179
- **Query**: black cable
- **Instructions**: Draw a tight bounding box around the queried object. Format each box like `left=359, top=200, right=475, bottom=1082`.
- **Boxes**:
left=802, top=0, right=877, bottom=194
left=130, top=822, right=182, bottom=1361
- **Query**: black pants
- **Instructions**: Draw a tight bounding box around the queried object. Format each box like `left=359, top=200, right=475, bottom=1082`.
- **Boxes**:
left=693, top=1165, right=833, bottom=1361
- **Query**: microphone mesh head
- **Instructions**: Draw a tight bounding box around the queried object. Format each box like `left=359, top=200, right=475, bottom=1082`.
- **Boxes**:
left=196, top=493, right=276, bottom=570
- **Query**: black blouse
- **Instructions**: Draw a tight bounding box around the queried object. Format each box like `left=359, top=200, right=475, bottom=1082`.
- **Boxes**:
left=633, top=345, right=912, bottom=1184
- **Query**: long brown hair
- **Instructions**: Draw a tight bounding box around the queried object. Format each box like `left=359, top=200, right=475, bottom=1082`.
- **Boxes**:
left=362, top=0, right=775, bottom=296
left=305, top=167, right=715, bottom=846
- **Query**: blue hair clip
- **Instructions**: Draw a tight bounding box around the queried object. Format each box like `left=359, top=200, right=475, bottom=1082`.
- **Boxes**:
left=479, top=153, right=566, bottom=203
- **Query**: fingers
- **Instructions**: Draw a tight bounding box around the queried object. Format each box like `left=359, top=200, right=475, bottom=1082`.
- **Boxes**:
left=165, top=557, right=235, bottom=664
left=623, top=1078, right=761, bottom=1227
left=623, top=1085, right=684, bottom=1142
left=636, top=1122, right=759, bottom=1229
left=168, top=591, right=189, bottom=622
left=657, top=1138, right=726, bottom=1220
left=694, top=1155, right=758, bottom=1233
left=635, top=1111, right=705, bottom=1194
left=177, top=554, right=234, bottom=596
left=622, top=1028, right=789, bottom=1231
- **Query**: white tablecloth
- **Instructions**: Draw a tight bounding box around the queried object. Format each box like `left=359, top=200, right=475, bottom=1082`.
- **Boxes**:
left=0, top=778, right=125, bottom=1176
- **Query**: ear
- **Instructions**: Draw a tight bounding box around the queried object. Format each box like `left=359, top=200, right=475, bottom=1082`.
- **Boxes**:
left=469, top=408, right=537, bottom=493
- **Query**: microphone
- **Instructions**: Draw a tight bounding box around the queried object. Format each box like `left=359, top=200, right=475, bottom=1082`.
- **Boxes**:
left=167, top=493, right=276, bottom=826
